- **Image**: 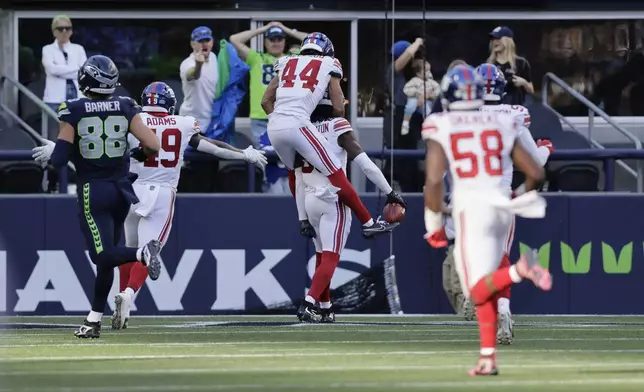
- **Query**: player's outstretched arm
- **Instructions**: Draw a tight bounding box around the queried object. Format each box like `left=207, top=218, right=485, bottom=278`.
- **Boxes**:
left=516, top=124, right=550, bottom=166
left=49, top=121, right=75, bottom=168
left=424, top=139, right=447, bottom=214
left=337, top=130, right=406, bottom=207
left=261, top=76, right=279, bottom=115
left=189, top=134, right=267, bottom=168
left=511, top=141, right=545, bottom=193
left=329, top=77, right=346, bottom=118
left=129, top=114, right=160, bottom=155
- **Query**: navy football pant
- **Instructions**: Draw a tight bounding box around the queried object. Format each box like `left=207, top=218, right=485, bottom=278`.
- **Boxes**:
left=77, top=182, right=139, bottom=313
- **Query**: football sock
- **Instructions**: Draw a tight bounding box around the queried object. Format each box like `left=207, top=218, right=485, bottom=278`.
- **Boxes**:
left=92, top=265, right=114, bottom=316
left=320, top=301, right=332, bottom=309
left=476, top=299, right=497, bottom=355
left=87, top=310, right=103, bottom=323
left=327, top=171, right=373, bottom=226
left=305, top=295, right=316, bottom=305
left=314, top=253, right=332, bottom=303
left=287, top=169, right=296, bottom=196
left=127, top=262, right=149, bottom=292
left=119, top=263, right=133, bottom=292
left=124, top=287, right=135, bottom=298
left=498, top=254, right=512, bottom=299
left=470, top=267, right=515, bottom=305
left=498, top=297, right=510, bottom=314
left=136, top=247, right=143, bottom=262
left=308, top=251, right=340, bottom=302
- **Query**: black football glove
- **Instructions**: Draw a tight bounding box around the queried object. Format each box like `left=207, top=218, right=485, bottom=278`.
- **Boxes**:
left=130, top=147, right=149, bottom=163
left=299, top=220, right=316, bottom=238
left=386, top=190, right=407, bottom=209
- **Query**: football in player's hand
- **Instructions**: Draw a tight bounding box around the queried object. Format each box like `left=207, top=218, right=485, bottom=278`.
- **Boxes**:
left=383, top=203, right=405, bottom=223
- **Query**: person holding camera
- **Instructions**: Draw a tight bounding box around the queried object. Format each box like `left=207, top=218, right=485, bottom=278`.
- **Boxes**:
left=487, top=26, right=533, bottom=105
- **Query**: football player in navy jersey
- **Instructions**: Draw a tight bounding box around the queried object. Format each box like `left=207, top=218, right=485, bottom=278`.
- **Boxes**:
left=32, top=55, right=163, bottom=338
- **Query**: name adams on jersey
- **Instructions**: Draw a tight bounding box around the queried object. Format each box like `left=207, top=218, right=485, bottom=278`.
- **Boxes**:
left=57, top=96, right=141, bottom=182
left=127, top=113, right=200, bottom=189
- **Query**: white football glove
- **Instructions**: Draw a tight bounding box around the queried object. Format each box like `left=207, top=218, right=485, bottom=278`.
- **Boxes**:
left=242, top=146, right=268, bottom=169
left=31, top=139, right=55, bottom=168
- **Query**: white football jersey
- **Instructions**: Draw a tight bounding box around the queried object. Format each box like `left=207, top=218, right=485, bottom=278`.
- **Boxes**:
left=479, top=103, right=549, bottom=188
left=128, top=113, right=200, bottom=189
left=422, top=110, right=518, bottom=196
left=272, top=55, right=343, bottom=120
left=302, top=118, right=352, bottom=190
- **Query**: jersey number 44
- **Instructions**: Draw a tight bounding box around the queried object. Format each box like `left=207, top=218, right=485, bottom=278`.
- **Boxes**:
left=280, top=58, right=322, bottom=93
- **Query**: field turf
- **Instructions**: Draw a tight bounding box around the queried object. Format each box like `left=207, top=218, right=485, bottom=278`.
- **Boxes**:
left=1, top=315, right=644, bottom=391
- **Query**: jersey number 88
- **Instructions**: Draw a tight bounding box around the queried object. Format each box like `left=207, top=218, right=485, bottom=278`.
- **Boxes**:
left=77, top=116, right=128, bottom=159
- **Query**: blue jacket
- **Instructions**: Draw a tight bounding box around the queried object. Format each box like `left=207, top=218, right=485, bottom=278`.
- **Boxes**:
left=204, top=40, right=250, bottom=143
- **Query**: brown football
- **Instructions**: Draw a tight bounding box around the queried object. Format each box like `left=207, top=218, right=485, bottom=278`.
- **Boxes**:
left=383, top=203, right=405, bottom=223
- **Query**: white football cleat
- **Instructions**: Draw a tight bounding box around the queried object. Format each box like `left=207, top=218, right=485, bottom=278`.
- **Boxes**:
left=497, top=311, right=514, bottom=345
left=111, top=292, right=132, bottom=330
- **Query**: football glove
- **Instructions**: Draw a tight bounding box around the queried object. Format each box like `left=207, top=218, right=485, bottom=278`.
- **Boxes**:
left=130, top=147, right=149, bottom=163
left=242, top=146, right=268, bottom=169
left=386, top=190, right=407, bottom=208
left=536, top=139, right=554, bottom=154
left=299, top=220, right=316, bottom=238
left=424, top=228, right=448, bottom=248
left=31, top=139, right=55, bottom=168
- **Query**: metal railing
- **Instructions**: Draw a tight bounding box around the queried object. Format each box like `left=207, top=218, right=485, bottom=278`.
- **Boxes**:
left=0, top=75, right=76, bottom=175
left=1, top=148, right=642, bottom=194
left=542, top=72, right=643, bottom=192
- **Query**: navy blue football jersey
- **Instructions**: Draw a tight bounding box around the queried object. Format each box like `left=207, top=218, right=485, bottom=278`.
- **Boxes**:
left=57, top=96, right=141, bottom=182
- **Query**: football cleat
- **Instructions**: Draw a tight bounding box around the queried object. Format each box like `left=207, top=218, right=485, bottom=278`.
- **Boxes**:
left=497, top=312, right=514, bottom=345
left=74, top=319, right=101, bottom=339
left=320, top=308, right=336, bottom=323
left=297, top=301, right=322, bottom=323
left=462, top=298, right=476, bottom=321
left=141, top=240, right=162, bottom=281
left=362, top=218, right=399, bottom=239
left=111, top=292, right=132, bottom=330
left=468, top=354, right=499, bottom=376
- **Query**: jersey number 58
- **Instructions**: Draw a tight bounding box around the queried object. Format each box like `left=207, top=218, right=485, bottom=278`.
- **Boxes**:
left=449, top=130, right=504, bottom=178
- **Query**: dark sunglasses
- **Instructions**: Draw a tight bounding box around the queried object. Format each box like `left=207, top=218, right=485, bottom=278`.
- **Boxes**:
left=55, top=26, right=72, bottom=32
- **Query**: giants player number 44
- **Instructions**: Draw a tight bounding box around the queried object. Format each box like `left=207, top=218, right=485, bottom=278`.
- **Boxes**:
left=422, top=65, right=552, bottom=376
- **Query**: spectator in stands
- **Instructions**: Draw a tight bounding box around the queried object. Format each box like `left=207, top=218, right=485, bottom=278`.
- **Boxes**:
left=487, top=26, right=533, bottom=105
left=179, top=26, right=220, bottom=134
left=229, top=21, right=308, bottom=145
left=42, top=15, right=86, bottom=113
left=383, top=38, right=425, bottom=192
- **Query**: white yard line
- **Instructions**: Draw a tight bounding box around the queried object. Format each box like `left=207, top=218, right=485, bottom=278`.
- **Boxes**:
left=4, top=337, right=644, bottom=349
left=5, top=378, right=644, bottom=392
left=4, top=349, right=644, bottom=362
left=0, top=361, right=643, bottom=377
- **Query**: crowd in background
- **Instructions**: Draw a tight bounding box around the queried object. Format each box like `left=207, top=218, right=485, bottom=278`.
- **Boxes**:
left=13, top=15, right=644, bottom=193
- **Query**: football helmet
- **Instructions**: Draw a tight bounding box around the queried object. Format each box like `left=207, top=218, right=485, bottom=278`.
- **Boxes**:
left=475, top=63, right=506, bottom=101
left=141, top=82, right=177, bottom=115
left=78, top=55, right=119, bottom=96
left=440, top=64, right=484, bottom=110
left=300, top=32, right=335, bottom=57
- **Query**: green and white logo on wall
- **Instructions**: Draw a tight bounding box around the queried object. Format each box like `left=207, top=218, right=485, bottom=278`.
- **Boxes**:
left=518, top=242, right=634, bottom=274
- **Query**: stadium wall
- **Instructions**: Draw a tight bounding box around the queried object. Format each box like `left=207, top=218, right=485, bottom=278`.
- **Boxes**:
left=1, top=194, right=642, bottom=316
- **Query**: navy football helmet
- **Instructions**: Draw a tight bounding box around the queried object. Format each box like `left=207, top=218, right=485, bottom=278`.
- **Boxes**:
left=440, top=64, right=485, bottom=110
left=475, top=63, right=506, bottom=101
left=300, top=32, right=335, bottom=57
left=78, top=55, right=119, bottom=96
left=141, top=82, right=177, bottom=115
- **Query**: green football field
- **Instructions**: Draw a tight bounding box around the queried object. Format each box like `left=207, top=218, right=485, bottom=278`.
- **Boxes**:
left=1, top=315, right=644, bottom=391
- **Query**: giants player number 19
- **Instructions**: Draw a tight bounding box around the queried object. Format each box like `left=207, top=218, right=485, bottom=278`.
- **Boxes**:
left=450, top=130, right=504, bottom=179
left=142, top=127, right=181, bottom=168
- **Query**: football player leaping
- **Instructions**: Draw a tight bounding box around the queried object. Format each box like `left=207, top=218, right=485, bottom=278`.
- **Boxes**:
left=475, top=63, right=554, bottom=344
left=423, top=65, right=552, bottom=375
left=111, top=81, right=267, bottom=330
left=261, top=32, right=398, bottom=239
left=291, top=93, right=406, bottom=323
